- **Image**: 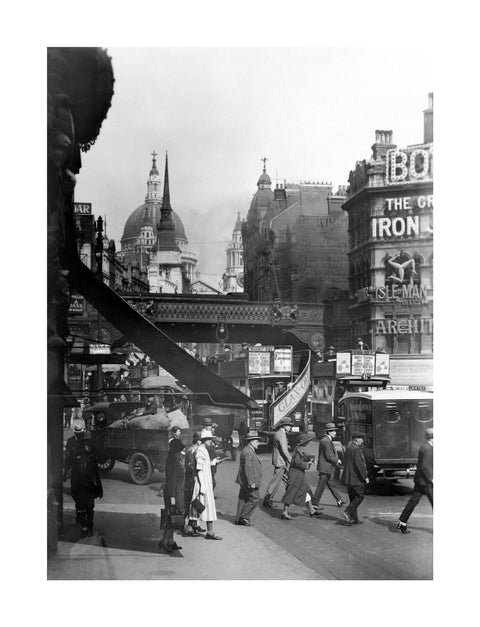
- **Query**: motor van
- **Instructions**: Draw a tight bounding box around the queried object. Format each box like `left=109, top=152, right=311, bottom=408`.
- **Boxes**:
left=336, top=389, right=433, bottom=480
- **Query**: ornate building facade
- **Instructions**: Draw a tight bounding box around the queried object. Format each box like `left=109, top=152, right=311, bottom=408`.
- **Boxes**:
left=242, top=161, right=351, bottom=351
left=342, top=94, right=434, bottom=389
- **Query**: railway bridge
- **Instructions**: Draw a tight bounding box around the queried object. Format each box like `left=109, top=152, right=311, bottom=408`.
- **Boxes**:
left=122, top=292, right=325, bottom=352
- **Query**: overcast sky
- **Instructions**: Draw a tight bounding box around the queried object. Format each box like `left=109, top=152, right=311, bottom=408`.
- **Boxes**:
left=74, top=47, right=432, bottom=287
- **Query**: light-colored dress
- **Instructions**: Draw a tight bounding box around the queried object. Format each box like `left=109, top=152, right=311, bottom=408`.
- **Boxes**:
left=190, top=443, right=217, bottom=522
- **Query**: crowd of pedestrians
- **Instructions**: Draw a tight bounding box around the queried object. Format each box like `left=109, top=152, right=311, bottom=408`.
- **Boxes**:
left=62, top=414, right=433, bottom=547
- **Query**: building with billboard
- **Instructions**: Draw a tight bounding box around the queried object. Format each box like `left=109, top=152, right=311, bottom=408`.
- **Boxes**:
left=342, top=94, right=433, bottom=389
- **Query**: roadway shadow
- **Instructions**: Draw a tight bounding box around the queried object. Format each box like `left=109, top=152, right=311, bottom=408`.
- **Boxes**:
left=61, top=509, right=186, bottom=556
left=369, top=516, right=433, bottom=535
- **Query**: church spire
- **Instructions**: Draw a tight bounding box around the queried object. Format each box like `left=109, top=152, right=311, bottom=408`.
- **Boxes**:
left=162, top=151, right=171, bottom=211
left=234, top=211, right=242, bottom=231
left=156, top=151, right=180, bottom=251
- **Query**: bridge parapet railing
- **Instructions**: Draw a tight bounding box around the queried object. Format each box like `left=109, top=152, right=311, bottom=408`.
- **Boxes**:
left=123, top=296, right=323, bottom=327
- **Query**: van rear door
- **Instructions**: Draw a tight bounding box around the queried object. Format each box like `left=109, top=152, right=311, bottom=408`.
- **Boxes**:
left=373, top=398, right=433, bottom=463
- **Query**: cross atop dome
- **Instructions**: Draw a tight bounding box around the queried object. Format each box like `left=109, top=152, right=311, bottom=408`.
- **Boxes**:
left=257, top=157, right=272, bottom=189
left=149, top=150, right=159, bottom=177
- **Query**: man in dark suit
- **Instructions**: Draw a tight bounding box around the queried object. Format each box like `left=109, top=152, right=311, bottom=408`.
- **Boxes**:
left=235, top=432, right=263, bottom=526
left=340, top=433, right=369, bottom=524
left=311, top=422, right=346, bottom=508
left=397, top=427, right=433, bottom=534
left=263, top=417, right=292, bottom=507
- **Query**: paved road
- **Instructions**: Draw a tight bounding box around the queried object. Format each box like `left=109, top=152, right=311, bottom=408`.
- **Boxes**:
left=57, top=436, right=432, bottom=580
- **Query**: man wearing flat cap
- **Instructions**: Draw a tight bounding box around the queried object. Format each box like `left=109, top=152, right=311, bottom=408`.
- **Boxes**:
left=340, top=432, right=369, bottom=524
left=397, top=427, right=433, bottom=534
left=311, top=423, right=346, bottom=509
left=263, top=417, right=292, bottom=508
left=235, top=432, right=263, bottom=526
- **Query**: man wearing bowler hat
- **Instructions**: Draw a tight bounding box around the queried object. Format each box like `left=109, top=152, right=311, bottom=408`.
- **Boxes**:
left=235, top=432, right=262, bottom=526
left=311, top=423, right=346, bottom=509
left=397, top=427, right=433, bottom=534
left=263, top=417, right=292, bottom=508
left=341, top=432, right=369, bottom=524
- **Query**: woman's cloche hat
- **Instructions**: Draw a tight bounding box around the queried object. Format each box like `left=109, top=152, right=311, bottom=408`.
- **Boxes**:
left=200, top=428, right=214, bottom=441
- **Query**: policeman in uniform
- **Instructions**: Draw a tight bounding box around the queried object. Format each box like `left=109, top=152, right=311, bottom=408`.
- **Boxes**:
left=63, top=420, right=103, bottom=536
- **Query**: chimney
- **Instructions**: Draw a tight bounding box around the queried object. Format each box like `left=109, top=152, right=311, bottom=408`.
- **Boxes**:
left=423, top=92, right=433, bottom=143
left=371, top=130, right=395, bottom=160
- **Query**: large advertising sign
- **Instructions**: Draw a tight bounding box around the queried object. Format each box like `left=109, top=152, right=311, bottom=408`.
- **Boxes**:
left=336, top=351, right=390, bottom=377
left=351, top=354, right=375, bottom=376
left=273, top=347, right=293, bottom=373
left=385, top=147, right=433, bottom=185
left=270, top=352, right=310, bottom=427
left=69, top=293, right=85, bottom=314
left=371, top=194, right=433, bottom=239
left=74, top=202, right=92, bottom=214
left=247, top=345, right=292, bottom=376
left=247, top=346, right=273, bottom=375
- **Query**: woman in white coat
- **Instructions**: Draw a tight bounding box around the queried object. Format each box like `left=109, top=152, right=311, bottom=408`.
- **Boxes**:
left=190, top=429, right=222, bottom=540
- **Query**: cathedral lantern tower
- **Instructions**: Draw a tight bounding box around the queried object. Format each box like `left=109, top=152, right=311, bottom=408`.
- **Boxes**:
left=145, top=150, right=162, bottom=204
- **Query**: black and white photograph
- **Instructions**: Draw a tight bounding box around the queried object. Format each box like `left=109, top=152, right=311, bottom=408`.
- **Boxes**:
left=46, top=44, right=435, bottom=580
left=4, top=1, right=478, bottom=622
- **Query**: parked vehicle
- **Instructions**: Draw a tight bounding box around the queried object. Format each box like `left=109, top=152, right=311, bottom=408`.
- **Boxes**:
left=90, top=426, right=169, bottom=484
left=82, top=401, right=144, bottom=430
left=336, top=389, right=433, bottom=480
left=84, top=395, right=239, bottom=483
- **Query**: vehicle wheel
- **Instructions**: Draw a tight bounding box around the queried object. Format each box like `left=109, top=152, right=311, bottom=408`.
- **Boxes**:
left=98, top=458, right=115, bottom=474
left=129, top=452, right=153, bottom=485
left=230, top=447, right=237, bottom=462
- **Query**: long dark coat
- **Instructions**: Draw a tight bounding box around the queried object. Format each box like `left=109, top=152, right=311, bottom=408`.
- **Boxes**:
left=282, top=447, right=314, bottom=506
left=64, top=434, right=103, bottom=506
left=341, top=442, right=367, bottom=487
left=414, top=442, right=433, bottom=486
left=164, top=442, right=185, bottom=510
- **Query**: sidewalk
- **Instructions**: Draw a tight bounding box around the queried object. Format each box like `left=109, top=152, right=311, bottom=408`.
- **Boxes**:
left=48, top=502, right=321, bottom=580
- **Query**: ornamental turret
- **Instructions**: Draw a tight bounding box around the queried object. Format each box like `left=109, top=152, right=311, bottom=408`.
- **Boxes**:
left=145, top=150, right=162, bottom=204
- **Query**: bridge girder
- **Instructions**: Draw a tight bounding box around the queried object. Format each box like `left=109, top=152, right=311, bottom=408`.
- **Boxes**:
left=122, top=294, right=326, bottom=352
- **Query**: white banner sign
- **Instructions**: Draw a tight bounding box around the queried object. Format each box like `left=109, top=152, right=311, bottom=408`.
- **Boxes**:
left=270, top=353, right=311, bottom=427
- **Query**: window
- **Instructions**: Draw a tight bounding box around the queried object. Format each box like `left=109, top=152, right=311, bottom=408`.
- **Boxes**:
left=346, top=397, right=372, bottom=424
